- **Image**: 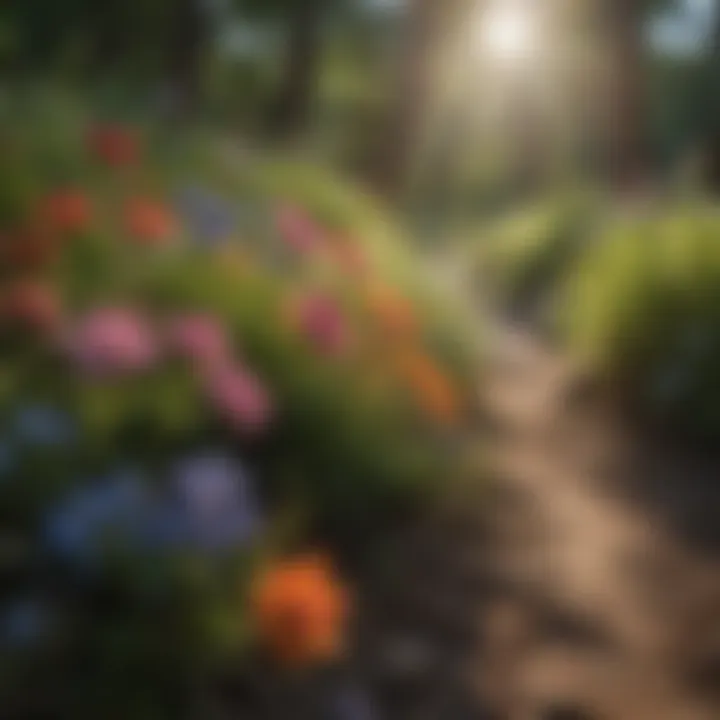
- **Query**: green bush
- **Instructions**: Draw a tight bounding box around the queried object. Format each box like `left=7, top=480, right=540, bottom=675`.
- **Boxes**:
left=475, top=192, right=599, bottom=315
left=563, top=205, right=720, bottom=438
left=0, top=89, right=480, bottom=717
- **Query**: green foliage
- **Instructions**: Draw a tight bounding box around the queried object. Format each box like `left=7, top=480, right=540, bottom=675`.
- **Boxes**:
left=563, top=204, right=720, bottom=438
left=474, top=191, right=600, bottom=315
left=0, top=89, right=480, bottom=717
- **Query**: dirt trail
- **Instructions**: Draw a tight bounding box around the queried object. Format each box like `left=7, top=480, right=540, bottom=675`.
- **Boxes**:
left=359, top=321, right=720, bottom=720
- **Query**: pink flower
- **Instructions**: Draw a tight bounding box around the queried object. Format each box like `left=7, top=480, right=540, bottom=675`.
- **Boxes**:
left=66, top=308, right=158, bottom=375
left=166, top=314, right=230, bottom=367
left=291, top=293, right=352, bottom=357
left=276, top=204, right=324, bottom=253
left=205, top=364, right=273, bottom=435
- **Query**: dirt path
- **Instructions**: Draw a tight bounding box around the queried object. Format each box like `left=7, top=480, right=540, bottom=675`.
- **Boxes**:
left=358, top=321, right=720, bottom=720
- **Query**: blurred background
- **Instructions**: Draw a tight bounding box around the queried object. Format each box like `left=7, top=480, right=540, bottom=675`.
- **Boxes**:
left=3, top=1, right=720, bottom=719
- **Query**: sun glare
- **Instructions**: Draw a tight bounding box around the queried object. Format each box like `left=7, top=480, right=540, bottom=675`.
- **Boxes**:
left=480, top=2, right=535, bottom=63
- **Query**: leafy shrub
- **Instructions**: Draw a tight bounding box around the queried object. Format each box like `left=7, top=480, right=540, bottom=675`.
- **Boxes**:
left=0, top=90, right=479, bottom=717
left=475, top=192, right=599, bottom=316
left=563, top=205, right=720, bottom=439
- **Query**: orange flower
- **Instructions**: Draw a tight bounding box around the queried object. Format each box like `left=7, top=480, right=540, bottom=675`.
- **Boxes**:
left=124, top=198, right=177, bottom=245
left=363, top=282, right=418, bottom=339
left=40, top=190, right=92, bottom=235
left=87, top=124, right=140, bottom=167
left=251, top=554, right=350, bottom=667
left=325, top=234, right=367, bottom=276
left=394, top=349, right=461, bottom=426
left=0, top=280, right=62, bottom=334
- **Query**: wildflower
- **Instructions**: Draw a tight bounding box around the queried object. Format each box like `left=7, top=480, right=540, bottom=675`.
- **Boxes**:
left=363, top=283, right=418, bottom=339
left=204, top=363, right=273, bottom=435
left=0, top=280, right=62, bottom=334
left=124, top=198, right=177, bottom=245
left=290, top=292, right=353, bottom=357
left=327, top=236, right=368, bottom=276
left=65, top=307, right=158, bottom=375
left=166, top=313, right=230, bottom=368
left=13, top=404, right=75, bottom=447
left=44, top=470, right=150, bottom=563
left=251, top=553, right=350, bottom=667
left=39, top=190, right=92, bottom=235
left=175, top=185, right=236, bottom=244
left=87, top=124, right=139, bottom=167
left=276, top=204, right=324, bottom=253
left=154, top=453, right=261, bottom=552
left=394, top=350, right=461, bottom=426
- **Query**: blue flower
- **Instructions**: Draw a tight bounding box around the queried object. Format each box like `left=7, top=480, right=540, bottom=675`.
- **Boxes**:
left=44, top=469, right=150, bottom=563
left=156, top=452, right=261, bottom=552
left=175, top=185, right=236, bottom=244
left=14, top=405, right=75, bottom=448
left=2, top=598, right=49, bottom=649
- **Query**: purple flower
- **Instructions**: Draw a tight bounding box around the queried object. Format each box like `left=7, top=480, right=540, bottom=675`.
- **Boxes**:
left=175, top=185, right=236, bottom=243
left=166, top=313, right=230, bottom=367
left=64, top=307, right=158, bottom=375
left=13, top=405, right=75, bottom=447
left=44, top=469, right=151, bottom=562
left=155, top=453, right=262, bottom=552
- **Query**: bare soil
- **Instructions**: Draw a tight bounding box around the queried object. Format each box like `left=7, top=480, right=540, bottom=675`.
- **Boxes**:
left=353, top=322, right=720, bottom=720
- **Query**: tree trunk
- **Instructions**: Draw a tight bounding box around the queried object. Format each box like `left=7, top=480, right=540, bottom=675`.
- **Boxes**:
left=605, top=0, right=647, bottom=190
left=90, top=4, right=127, bottom=77
left=701, top=7, right=720, bottom=192
left=268, top=0, right=324, bottom=139
left=371, top=0, right=443, bottom=197
left=376, top=0, right=436, bottom=196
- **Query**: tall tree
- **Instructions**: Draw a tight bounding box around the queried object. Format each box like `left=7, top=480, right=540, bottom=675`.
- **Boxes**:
left=372, top=0, right=451, bottom=196
left=168, top=0, right=209, bottom=114
left=700, top=0, right=720, bottom=189
left=604, top=0, right=648, bottom=189
left=237, top=0, right=332, bottom=139
left=268, top=0, right=326, bottom=138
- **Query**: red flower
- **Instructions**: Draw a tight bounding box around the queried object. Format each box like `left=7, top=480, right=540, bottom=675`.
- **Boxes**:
left=0, top=281, right=62, bottom=334
left=87, top=124, right=140, bottom=167
left=124, top=198, right=177, bottom=245
left=40, top=190, right=92, bottom=235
